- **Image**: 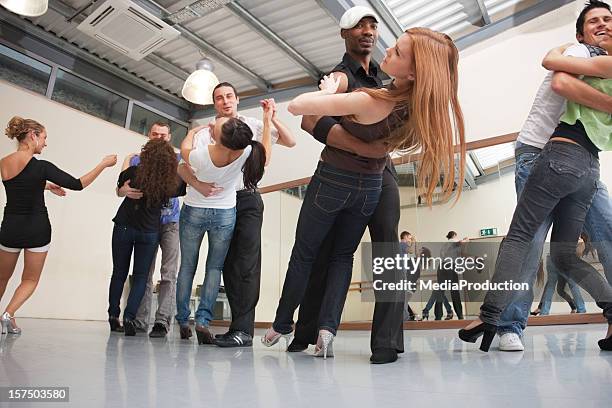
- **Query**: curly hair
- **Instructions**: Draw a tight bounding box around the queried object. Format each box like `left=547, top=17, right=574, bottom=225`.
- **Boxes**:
left=135, top=139, right=179, bottom=207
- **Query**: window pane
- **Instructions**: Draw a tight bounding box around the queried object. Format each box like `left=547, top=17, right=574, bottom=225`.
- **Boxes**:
left=129, top=104, right=187, bottom=148
left=51, top=70, right=128, bottom=126
left=0, top=44, right=51, bottom=95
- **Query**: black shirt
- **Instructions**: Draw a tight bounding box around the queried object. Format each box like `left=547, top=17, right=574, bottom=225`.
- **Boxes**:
left=319, top=53, right=399, bottom=175
left=552, top=120, right=600, bottom=158
left=113, top=166, right=186, bottom=232
left=0, top=157, right=83, bottom=248
left=331, top=52, right=383, bottom=90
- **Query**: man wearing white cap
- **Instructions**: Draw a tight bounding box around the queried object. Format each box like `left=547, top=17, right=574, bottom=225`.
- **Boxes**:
left=288, top=6, right=406, bottom=364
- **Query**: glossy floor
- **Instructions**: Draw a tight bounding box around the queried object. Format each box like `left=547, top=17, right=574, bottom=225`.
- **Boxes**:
left=0, top=319, right=611, bottom=408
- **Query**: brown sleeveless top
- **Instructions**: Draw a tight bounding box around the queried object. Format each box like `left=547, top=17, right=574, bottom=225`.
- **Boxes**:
left=321, top=105, right=408, bottom=174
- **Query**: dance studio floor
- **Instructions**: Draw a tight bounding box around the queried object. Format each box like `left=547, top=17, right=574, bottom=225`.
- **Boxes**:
left=1, top=319, right=611, bottom=408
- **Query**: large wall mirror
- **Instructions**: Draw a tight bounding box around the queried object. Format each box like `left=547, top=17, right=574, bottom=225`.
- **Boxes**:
left=225, top=133, right=609, bottom=327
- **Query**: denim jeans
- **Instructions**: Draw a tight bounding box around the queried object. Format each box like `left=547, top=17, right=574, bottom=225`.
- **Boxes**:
left=481, top=141, right=612, bottom=325
left=273, top=162, right=382, bottom=335
left=540, top=255, right=586, bottom=314
left=497, top=144, right=550, bottom=336
left=423, top=291, right=452, bottom=314
left=108, top=224, right=160, bottom=321
left=175, top=204, right=236, bottom=327
left=583, top=180, right=612, bottom=286
left=498, top=144, right=612, bottom=336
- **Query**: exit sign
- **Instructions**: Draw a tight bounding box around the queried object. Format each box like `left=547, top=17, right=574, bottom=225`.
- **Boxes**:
left=480, top=228, right=498, bottom=237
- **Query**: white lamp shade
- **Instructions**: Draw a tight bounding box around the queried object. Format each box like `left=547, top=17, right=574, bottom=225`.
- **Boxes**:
left=182, top=69, right=219, bottom=105
left=0, top=0, right=48, bottom=17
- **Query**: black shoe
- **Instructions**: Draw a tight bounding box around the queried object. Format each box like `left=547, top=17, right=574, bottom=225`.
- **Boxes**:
left=195, top=325, right=214, bottom=345
left=445, top=312, right=454, bottom=320
left=214, top=331, right=253, bottom=347
left=458, top=322, right=497, bottom=352
left=108, top=317, right=124, bottom=333
left=123, top=320, right=136, bottom=336
left=179, top=325, right=192, bottom=340
left=370, top=348, right=398, bottom=364
left=149, top=323, right=167, bottom=338
left=287, top=339, right=308, bottom=352
left=215, top=331, right=230, bottom=339
left=598, top=335, right=612, bottom=351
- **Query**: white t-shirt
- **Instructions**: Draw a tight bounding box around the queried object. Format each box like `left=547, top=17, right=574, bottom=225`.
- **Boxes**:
left=184, top=144, right=252, bottom=209
left=517, top=44, right=592, bottom=149
left=193, top=114, right=278, bottom=190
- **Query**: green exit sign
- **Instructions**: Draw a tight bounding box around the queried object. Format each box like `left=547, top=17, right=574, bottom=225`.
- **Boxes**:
left=480, top=228, right=498, bottom=237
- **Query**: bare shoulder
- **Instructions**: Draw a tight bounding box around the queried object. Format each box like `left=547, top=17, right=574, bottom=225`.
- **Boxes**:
left=352, top=91, right=396, bottom=124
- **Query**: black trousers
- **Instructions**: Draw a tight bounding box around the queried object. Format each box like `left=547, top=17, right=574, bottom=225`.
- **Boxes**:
left=223, top=190, right=264, bottom=337
left=293, top=168, right=404, bottom=352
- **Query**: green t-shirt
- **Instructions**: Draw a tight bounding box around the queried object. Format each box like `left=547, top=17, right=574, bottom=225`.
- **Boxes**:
left=561, top=77, right=612, bottom=151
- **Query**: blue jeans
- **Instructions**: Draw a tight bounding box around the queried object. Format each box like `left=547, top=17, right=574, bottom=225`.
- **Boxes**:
left=423, top=291, right=452, bottom=314
left=498, top=144, right=550, bottom=336
left=175, top=205, right=236, bottom=327
left=108, top=224, right=159, bottom=321
left=540, top=255, right=586, bottom=314
left=273, top=162, right=382, bottom=335
left=499, top=144, right=612, bottom=336
left=583, top=180, right=612, bottom=286
left=481, top=141, right=612, bottom=325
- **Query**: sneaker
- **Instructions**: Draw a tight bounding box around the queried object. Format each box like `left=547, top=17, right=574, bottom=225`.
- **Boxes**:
left=214, top=331, right=253, bottom=347
left=498, top=332, right=524, bottom=352
left=149, top=323, right=168, bottom=338
left=215, top=331, right=230, bottom=339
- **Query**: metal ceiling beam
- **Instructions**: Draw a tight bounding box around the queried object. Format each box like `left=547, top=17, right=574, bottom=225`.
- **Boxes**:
left=456, top=0, right=574, bottom=50
left=48, top=0, right=190, bottom=82
left=226, top=2, right=322, bottom=80
left=474, top=0, right=492, bottom=25
left=133, top=0, right=271, bottom=91
left=0, top=8, right=190, bottom=109
left=366, top=0, right=404, bottom=37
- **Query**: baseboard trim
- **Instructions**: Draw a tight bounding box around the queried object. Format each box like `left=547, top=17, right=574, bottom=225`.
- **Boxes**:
left=210, top=313, right=606, bottom=331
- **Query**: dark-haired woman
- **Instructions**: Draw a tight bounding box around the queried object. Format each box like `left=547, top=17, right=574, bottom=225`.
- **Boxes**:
left=175, top=103, right=272, bottom=344
left=108, top=139, right=186, bottom=336
left=1, top=116, right=116, bottom=335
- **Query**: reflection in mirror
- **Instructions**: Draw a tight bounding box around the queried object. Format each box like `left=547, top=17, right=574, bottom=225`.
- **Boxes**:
left=257, top=139, right=605, bottom=326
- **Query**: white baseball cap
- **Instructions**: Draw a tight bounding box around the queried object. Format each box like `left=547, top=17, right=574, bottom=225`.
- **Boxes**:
left=339, top=6, right=379, bottom=29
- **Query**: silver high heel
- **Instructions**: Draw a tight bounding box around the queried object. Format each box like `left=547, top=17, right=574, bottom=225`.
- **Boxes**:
left=261, top=327, right=292, bottom=349
left=1, top=312, right=21, bottom=335
left=313, top=329, right=334, bottom=359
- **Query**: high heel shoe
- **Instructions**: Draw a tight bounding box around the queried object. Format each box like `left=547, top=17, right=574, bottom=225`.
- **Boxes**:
left=458, top=321, right=496, bottom=352
left=261, top=327, right=292, bottom=348
left=420, top=310, right=429, bottom=321
left=1, top=312, right=21, bottom=335
left=313, top=329, right=334, bottom=359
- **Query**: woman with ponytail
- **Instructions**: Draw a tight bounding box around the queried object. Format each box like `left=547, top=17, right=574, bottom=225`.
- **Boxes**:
left=1, top=116, right=116, bottom=335
left=263, top=27, right=465, bottom=357
left=175, top=102, right=272, bottom=344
